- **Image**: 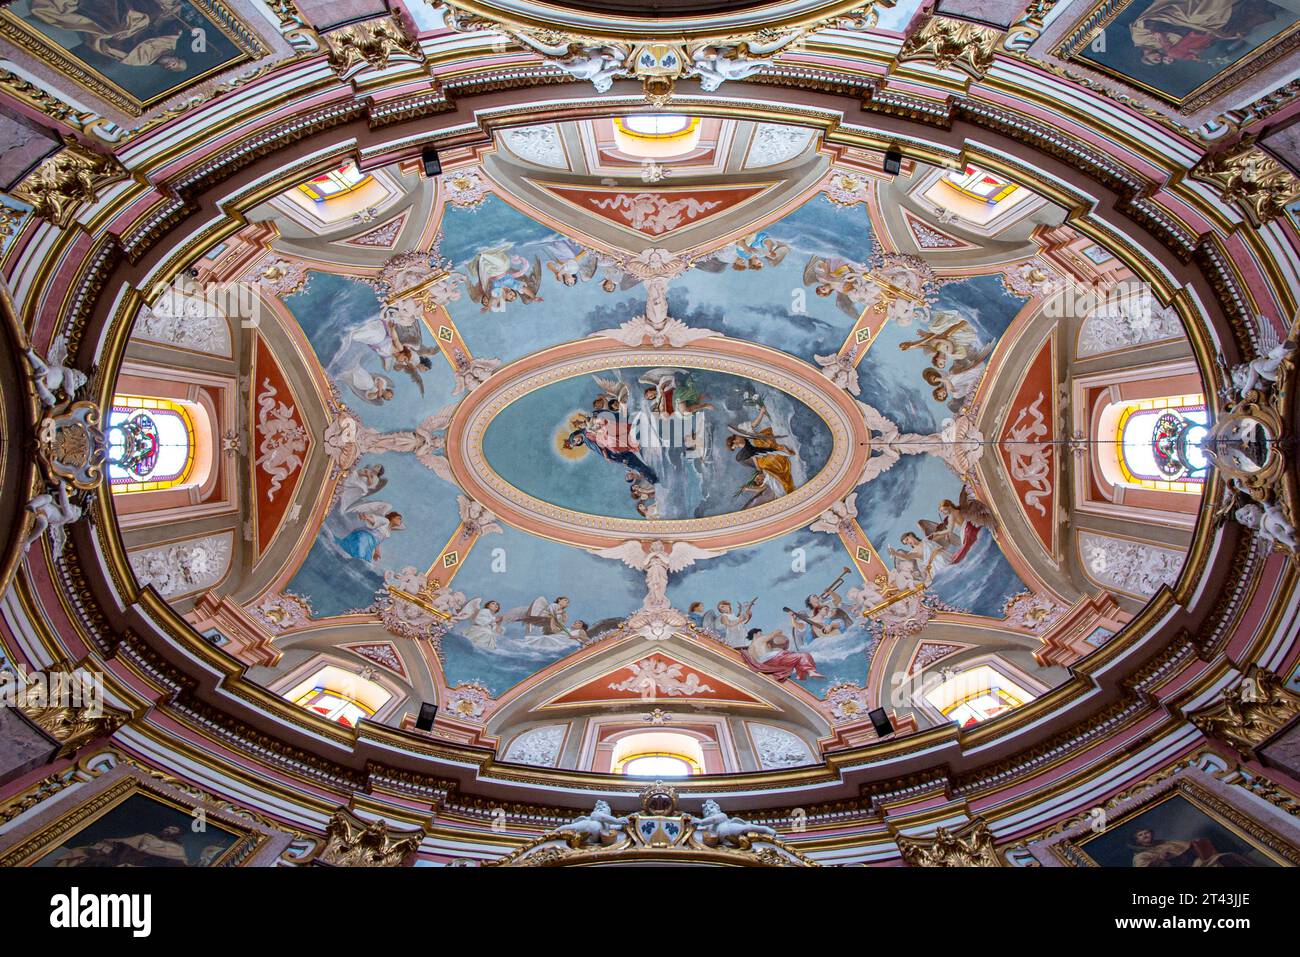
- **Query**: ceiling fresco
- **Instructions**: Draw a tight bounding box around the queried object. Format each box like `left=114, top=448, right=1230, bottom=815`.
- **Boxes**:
left=5, top=0, right=1300, bottom=876
left=174, top=118, right=1147, bottom=718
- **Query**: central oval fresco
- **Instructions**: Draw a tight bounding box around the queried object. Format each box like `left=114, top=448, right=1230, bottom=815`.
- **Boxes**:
left=482, top=366, right=834, bottom=521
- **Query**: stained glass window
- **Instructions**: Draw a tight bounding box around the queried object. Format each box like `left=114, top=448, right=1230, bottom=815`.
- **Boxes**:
left=925, top=664, right=1035, bottom=728
left=284, top=665, right=392, bottom=729
left=107, top=396, right=196, bottom=494
left=1116, top=394, right=1208, bottom=493
left=942, top=165, right=1019, bottom=204
left=297, top=162, right=371, bottom=202
left=293, top=688, right=373, bottom=729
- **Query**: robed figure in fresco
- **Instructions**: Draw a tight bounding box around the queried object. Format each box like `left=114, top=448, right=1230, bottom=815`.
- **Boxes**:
left=564, top=413, right=660, bottom=485
left=49, top=823, right=222, bottom=867
left=30, top=0, right=191, bottom=71
left=741, top=628, right=823, bottom=681
left=726, top=402, right=796, bottom=506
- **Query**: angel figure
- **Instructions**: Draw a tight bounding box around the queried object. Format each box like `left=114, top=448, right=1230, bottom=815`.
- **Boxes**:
left=1230, top=319, right=1296, bottom=396
left=463, top=244, right=543, bottom=312
left=802, top=255, right=870, bottom=320
left=340, top=365, right=394, bottom=406
left=26, top=333, right=87, bottom=407
left=589, top=540, right=721, bottom=611
left=457, top=495, right=503, bottom=538
left=888, top=531, right=939, bottom=587
left=1236, top=502, right=1298, bottom=552
left=546, top=46, right=629, bottom=93
left=544, top=238, right=601, bottom=286
left=691, top=799, right=778, bottom=845
left=898, top=311, right=982, bottom=369
left=453, top=355, right=500, bottom=396
left=23, top=482, right=82, bottom=555
left=337, top=463, right=387, bottom=514
left=730, top=231, right=790, bottom=270
left=690, top=45, right=772, bottom=92
left=591, top=374, right=630, bottom=415
left=919, top=486, right=996, bottom=569
left=700, top=599, right=755, bottom=646
left=456, top=598, right=503, bottom=650
left=333, top=501, right=403, bottom=563
left=921, top=342, right=993, bottom=414
left=556, top=800, right=629, bottom=845
left=336, top=312, right=439, bottom=396
left=638, top=368, right=713, bottom=416
left=506, top=596, right=571, bottom=636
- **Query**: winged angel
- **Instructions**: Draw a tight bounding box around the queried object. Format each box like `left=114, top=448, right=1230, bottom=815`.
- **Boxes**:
left=589, top=540, right=721, bottom=611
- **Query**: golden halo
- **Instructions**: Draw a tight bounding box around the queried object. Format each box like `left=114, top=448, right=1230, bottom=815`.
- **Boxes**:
left=556, top=410, right=589, bottom=460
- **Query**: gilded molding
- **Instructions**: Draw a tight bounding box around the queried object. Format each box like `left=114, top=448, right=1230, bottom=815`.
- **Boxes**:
left=323, top=12, right=424, bottom=77
left=896, top=818, right=1002, bottom=866
left=316, top=808, right=424, bottom=866
left=897, top=16, right=1002, bottom=77
left=11, top=141, right=128, bottom=228
left=1187, top=667, right=1300, bottom=760
left=1192, top=139, right=1300, bottom=225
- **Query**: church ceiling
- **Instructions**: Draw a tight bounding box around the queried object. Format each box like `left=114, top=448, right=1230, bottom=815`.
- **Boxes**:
left=112, top=119, right=1201, bottom=733
left=1, top=0, right=1297, bottom=865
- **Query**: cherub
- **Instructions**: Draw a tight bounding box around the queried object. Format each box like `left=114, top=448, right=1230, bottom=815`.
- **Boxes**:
left=23, top=482, right=82, bottom=555
left=556, top=800, right=629, bottom=845
left=691, top=800, right=778, bottom=846
left=25, top=333, right=87, bottom=407
left=1236, top=501, right=1298, bottom=552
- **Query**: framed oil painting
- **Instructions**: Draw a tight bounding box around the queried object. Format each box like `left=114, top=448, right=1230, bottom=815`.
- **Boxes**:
left=1058, top=780, right=1300, bottom=867
left=0, top=775, right=266, bottom=866
left=0, top=0, right=267, bottom=115
left=1058, top=0, right=1300, bottom=109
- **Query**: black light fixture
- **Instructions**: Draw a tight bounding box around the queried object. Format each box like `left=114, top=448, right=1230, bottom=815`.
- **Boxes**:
left=883, top=148, right=902, bottom=176
left=415, top=702, right=438, bottom=731
left=421, top=146, right=442, bottom=177
left=868, top=707, right=895, bottom=737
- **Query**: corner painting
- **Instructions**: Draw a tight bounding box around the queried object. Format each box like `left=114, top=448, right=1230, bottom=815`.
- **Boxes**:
left=1067, top=784, right=1300, bottom=867
left=0, top=0, right=265, bottom=114
left=1060, top=0, right=1300, bottom=108
left=1, top=779, right=260, bottom=866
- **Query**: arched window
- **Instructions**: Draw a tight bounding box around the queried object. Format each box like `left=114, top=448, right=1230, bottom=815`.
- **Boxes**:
left=1114, top=394, right=1208, bottom=493
left=107, top=395, right=197, bottom=494
left=924, top=664, right=1035, bottom=728
left=284, top=665, right=392, bottom=729
left=612, top=731, right=704, bottom=776
left=612, top=115, right=701, bottom=158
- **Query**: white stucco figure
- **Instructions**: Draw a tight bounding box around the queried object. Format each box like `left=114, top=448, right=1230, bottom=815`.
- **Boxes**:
left=1231, top=337, right=1294, bottom=395
left=23, top=482, right=82, bottom=555
left=25, top=333, right=87, bottom=407
left=691, top=800, right=778, bottom=846
left=556, top=800, right=629, bottom=845
left=1235, top=502, right=1298, bottom=552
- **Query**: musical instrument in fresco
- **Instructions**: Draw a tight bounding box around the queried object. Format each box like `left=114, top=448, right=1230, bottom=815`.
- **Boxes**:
left=783, top=566, right=854, bottom=641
